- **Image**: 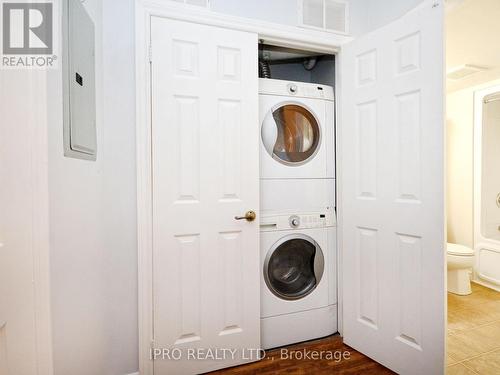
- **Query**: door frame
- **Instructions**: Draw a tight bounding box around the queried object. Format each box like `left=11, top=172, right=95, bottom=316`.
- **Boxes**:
left=30, top=72, right=54, bottom=375
left=135, top=1, right=350, bottom=373
left=1, top=71, right=54, bottom=375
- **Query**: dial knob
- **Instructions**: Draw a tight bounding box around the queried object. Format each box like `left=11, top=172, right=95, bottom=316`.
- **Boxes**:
left=289, top=215, right=300, bottom=228
left=288, top=84, right=298, bottom=94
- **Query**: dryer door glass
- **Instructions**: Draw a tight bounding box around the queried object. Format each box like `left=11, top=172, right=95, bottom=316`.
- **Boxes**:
left=265, top=236, right=324, bottom=300
left=266, top=104, right=321, bottom=165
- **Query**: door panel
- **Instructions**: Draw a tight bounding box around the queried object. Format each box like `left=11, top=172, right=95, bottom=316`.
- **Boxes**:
left=151, top=17, right=259, bottom=375
left=340, top=1, right=445, bottom=374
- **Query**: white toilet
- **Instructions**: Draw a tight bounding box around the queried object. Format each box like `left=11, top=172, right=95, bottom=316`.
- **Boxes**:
left=447, top=243, right=475, bottom=295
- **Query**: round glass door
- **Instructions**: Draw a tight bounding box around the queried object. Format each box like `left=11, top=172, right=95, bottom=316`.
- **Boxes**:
left=264, top=234, right=324, bottom=300
left=261, top=103, right=321, bottom=166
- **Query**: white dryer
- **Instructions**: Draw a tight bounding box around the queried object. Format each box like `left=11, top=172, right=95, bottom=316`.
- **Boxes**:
left=260, top=211, right=337, bottom=349
left=259, top=78, right=335, bottom=179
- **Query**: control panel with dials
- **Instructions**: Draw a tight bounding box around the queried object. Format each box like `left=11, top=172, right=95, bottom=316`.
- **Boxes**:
left=260, top=212, right=336, bottom=232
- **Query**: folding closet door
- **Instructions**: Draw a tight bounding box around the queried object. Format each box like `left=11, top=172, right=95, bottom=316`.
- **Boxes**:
left=150, top=17, right=259, bottom=375
left=340, top=1, right=445, bottom=374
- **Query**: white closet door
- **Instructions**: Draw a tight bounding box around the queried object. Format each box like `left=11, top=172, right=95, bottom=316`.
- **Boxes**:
left=339, top=1, right=445, bottom=374
left=151, top=17, right=259, bottom=375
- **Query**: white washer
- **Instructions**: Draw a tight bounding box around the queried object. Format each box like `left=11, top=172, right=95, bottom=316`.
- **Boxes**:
left=260, top=211, right=337, bottom=349
left=259, top=78, right=335, bottom=180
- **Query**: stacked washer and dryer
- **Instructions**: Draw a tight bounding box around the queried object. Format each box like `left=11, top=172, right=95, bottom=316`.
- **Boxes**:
left=259, top=78, right=337, bottom=349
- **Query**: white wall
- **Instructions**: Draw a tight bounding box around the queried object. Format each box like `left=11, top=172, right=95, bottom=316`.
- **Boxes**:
left=447, top=78, right=500, bottom=247
left=446, top=0, right=500, bottom=93
left=211, top=0, right=424, bottom=36
left=47, top=0, right=138, bottom=374
left=447, top=89, right=474, bottom=247
left=211, top=0, right=297, bottom=26
left=349, top=0, right=424, bottom=36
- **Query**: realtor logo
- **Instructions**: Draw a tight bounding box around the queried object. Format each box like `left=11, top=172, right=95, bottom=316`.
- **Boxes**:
left=1, top=1, right=57, bottom=68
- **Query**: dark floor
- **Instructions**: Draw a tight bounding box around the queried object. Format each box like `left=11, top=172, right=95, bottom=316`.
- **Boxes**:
left=208, top=334, right=394, bottom=375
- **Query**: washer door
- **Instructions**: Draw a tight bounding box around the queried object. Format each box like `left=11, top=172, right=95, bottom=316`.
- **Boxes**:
left=264, top=234, right=324, bottom=300
left=261, top=103, right=321, bottom=166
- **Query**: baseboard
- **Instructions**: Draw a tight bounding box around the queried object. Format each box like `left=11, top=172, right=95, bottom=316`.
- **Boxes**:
left=125, top=372, right=139, bottom=375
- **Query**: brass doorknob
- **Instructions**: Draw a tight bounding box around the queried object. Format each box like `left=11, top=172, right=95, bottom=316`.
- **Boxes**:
left=235, top=210, right=256, bottom=222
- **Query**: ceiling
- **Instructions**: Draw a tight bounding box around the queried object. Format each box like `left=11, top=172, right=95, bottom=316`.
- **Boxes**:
left=446, top=0, right=500, bottom=92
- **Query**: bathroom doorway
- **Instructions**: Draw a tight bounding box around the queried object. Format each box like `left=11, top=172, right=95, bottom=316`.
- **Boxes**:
left=446, top=0, right=500, bottom=373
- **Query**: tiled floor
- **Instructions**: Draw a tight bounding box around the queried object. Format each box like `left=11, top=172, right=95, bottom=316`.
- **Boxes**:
left=447, top=282, right=500, bottom=374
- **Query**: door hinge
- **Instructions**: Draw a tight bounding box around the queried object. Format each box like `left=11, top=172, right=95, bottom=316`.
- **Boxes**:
left=148, top=44, right=153, bottom=63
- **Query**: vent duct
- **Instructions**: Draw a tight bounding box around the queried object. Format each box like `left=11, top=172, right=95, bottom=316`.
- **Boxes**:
left=300, top=0, right=348, bottom=34
left=446, top=64, right=487, bottom=80
left=259, top=60, right=271, bottom=79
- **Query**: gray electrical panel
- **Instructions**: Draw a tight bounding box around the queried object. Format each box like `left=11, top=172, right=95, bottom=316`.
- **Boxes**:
left=63, top=0, right=96, bottom=160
